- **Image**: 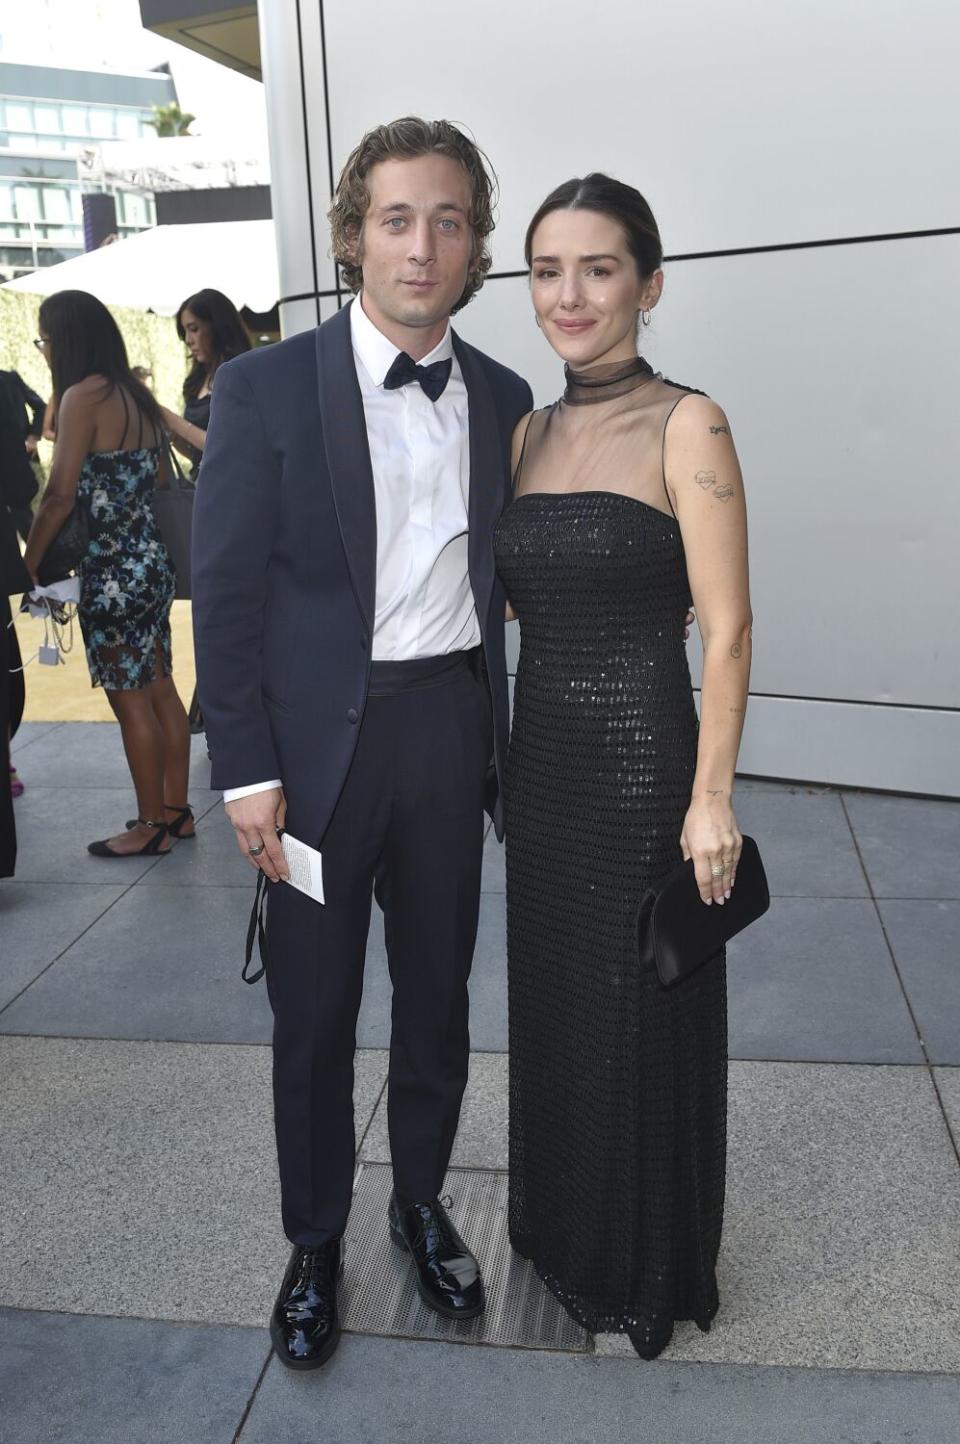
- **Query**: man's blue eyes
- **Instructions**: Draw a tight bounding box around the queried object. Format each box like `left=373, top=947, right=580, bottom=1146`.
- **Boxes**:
left=385, top=218, right=458, bottom=230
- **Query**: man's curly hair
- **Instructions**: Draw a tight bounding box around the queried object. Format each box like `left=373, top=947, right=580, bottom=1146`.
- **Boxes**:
left=329, top=117, right=497, bottom=313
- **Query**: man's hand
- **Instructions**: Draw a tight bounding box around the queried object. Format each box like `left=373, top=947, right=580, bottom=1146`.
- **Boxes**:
left=684, top=607, right=696, bottom=640
left=25, top=435, right=39, bottom=457
left=225, top=788, right=289, bottom=882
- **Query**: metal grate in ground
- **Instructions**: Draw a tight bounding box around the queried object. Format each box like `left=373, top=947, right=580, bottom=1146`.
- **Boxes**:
left=340, top=1164, right=589, bottom=1353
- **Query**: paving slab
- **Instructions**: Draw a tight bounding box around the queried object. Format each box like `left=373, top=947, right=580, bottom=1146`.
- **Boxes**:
left=481, top=826, right=505, bottom=892
left=361, top=1051, right=509, bottom=1169
left=726, top=897, right=922, bottom=1063
left=878, top=900, right=960, bottom=1063
left=9, top=720, right=62, bottom=754
left=0, top=879, right=125, bottom=1013
left=368, top=1055, right=960, bottom=1371
left=933, top=1067, right=960, bottom=1154
left=596, top=1061, right=960, bottom=1371
left=358, top=891, right=507, bottom=1052
left=0, top=1307, right=268, bottom=1444
left=139, top=800, right=254, bottom=888
left=0, top=1036, right=387, bottom=1326
left=843, top=791, right=960, bottom=899
left=6, top=720, right=215, bottom=794
left=8, top=785, right=183, bottom=884
left=241, top=1334, right=960, bottom=1444
left=0, top=883, right=273, bottom=1043
left=731, top=790, right=867, bottom=897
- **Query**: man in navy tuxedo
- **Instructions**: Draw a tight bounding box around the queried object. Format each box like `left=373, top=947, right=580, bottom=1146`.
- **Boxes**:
left=192, top=118, right=532, bottom=1370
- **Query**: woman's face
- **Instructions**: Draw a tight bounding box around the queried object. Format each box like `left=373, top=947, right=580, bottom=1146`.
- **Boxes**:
left=529, top=209, right=662, bottom=369
left=180, top=308, right=215, bottom=367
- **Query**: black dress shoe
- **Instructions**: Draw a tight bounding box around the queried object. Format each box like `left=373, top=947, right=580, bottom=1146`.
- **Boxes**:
left=270, top=1240, right=343, bottom=1370
left=389, top=1194, right=485, bottom=1321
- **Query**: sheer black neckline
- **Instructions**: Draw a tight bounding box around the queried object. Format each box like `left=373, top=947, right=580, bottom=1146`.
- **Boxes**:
left=562, top=355, right=655, bottom=406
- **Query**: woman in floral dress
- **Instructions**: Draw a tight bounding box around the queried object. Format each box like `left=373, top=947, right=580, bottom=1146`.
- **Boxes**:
left=24, top=290, right=195, bottom=857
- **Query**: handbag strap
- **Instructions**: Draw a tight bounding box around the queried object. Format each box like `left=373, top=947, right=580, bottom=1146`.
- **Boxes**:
left=160, top=433, right=192, bottom=491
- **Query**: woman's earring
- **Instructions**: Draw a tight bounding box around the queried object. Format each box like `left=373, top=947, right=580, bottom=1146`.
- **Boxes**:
left=640, top=309, right=652, bottom=326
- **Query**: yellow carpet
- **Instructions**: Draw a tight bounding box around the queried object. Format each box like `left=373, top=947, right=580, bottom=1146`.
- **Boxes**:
left=14, top=599, right=197, bottom=723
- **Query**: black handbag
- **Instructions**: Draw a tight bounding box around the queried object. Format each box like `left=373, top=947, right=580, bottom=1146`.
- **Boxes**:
left=637, top=834, right=770, bottom=987
left=149, top=440, right=194, bottom=600
left=36, top=499, right=90, bottom=586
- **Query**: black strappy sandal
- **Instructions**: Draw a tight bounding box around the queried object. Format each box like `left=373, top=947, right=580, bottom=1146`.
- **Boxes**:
left=125, top=805, right=195, bottom=839
left=89, top=819, right=171, bottom=858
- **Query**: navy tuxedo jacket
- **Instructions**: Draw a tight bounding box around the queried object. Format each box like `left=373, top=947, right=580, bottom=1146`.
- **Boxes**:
left=191, top=301, right=532, bottom=844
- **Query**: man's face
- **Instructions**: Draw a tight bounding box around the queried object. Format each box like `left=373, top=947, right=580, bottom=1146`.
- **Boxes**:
left=355, top=153, right=476, bottom=345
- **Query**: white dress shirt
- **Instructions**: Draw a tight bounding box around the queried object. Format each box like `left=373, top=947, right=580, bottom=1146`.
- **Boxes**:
left=224, top=295, right=479, bottom=803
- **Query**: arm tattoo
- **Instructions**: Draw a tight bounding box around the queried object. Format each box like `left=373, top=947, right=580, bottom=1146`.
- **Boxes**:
left=709, top=424, right=729, bottom=435
left=730, top=643, right=743, bottom=659
left=706, top=788, right=724, bottom=796
left=694, top=470, right=736, bottom=502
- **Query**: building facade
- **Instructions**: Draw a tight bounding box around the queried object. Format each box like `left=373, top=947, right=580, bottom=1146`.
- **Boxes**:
left=140, top=1, right=960, bottom=799
left=0, top=60, right=176, bottom=278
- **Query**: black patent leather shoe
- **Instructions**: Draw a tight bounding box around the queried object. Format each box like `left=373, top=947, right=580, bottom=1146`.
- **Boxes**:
left=389, top=1194, right=485, bottom=1320
left=270, top=1239, right=343, bottom=1370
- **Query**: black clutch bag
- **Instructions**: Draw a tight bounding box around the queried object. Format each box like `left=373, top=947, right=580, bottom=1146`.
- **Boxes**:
left=637, top=834, right=770, bottom=987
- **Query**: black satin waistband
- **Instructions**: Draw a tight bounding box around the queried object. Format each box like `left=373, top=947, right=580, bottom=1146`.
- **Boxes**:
left=368, top=647, right=480, bottom=696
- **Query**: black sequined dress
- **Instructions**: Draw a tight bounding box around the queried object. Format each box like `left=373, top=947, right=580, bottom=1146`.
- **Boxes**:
left=493, top=357, right=727, bottom=1338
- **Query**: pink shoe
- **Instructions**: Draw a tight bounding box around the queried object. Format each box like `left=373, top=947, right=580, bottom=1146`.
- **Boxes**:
left=9, top=765, right=24, bottom=798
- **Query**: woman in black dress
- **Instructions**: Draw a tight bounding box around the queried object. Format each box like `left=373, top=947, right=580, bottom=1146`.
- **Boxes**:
left=160, top=288, right=251, bottom=474
left=494, top=176, right=752, bottom=1359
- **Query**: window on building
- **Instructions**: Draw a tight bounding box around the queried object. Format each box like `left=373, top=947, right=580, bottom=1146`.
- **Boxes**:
left=117, top=191, right=150, bottom=228
left=4, top=102, right=32, bottom=132
left=41, top=187, right=71, bottom=224
left=13, top=185, right=40, bottom=221
left=115, top=111, right=141, bottom=141
left=61, top=106, right=88, bottom=136
left=88, top=107, right=116, bottom=139
left=0, top=184, right=13, bottom=220
left=33, top=105, right=61, bottom=136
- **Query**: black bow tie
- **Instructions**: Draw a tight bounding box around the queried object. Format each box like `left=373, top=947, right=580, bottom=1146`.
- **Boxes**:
left=382, top=350, right=452, bottom=402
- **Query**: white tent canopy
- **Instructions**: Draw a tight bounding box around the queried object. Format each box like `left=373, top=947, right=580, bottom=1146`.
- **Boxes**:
left=1, top=221, right=279, bottom=316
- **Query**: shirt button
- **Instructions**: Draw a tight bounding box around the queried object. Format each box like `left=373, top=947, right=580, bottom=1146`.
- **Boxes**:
left=347, top=707, right=359, bottom=724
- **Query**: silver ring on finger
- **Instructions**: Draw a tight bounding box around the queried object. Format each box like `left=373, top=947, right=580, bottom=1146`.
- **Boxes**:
left=248, top=843, right=265, bottom=857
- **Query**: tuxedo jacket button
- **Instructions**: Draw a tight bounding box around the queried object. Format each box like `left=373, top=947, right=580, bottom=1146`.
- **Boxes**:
left=347, top=707, right=359, bottom=724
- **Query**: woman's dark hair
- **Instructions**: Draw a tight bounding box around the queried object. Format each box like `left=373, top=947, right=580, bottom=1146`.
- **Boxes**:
left=38, top=289, right=164, bottom=439
left=176, top=288, right=251, bottom=401
left=524, top=173, right=663, bottom=279
left=329, top=116, right=497, bottom=313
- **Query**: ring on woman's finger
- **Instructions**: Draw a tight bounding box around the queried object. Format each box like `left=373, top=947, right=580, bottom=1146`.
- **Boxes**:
left=248, top=843, right=265, bottom=857
left=711, top=864, right=725, bottom=877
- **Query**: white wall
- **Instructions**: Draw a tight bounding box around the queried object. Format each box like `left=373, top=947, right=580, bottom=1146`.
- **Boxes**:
left=258, top=0, right=960, bottom=796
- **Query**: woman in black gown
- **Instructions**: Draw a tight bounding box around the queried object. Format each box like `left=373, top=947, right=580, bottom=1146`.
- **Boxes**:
left=494, top=175, right=752, bottom=1359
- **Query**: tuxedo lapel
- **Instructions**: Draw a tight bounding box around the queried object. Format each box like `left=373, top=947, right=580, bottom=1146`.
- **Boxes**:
left=315, top=302, right=377, bottom=634
left=453, top=333, right=502, bottom=624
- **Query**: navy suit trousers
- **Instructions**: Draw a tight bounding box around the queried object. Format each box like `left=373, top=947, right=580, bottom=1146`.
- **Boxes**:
left=264, top=655, right=490, bottom=1245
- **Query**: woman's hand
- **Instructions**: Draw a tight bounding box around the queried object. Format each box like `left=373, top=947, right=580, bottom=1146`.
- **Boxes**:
left=681, top=793, right=743, bottom=906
